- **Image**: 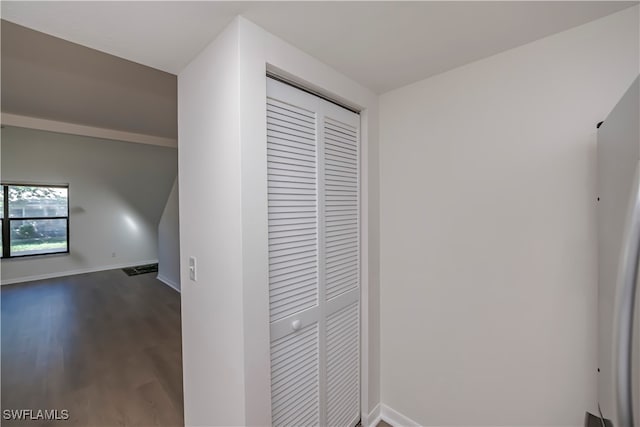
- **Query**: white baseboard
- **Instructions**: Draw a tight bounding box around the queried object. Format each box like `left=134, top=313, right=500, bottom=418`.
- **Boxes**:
left=156, top=273, right=180, bottom=292
left=366, top=403, right=382, bottom=427
left=1, top=259, right=158, bottom=285
left=375, top=403, right=422, bottom=427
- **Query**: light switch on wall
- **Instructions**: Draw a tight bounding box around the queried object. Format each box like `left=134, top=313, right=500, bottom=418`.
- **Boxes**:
left=189, top=256, right=197, bottom=281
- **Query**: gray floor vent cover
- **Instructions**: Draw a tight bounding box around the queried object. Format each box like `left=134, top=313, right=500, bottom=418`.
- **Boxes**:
left=122, top=263, right=158, bottom=276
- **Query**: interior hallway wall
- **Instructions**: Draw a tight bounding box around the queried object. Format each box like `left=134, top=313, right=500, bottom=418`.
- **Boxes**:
left=379, top=6, right=639, bottom=426
left=158, top=178, right=180, bottom=291
left=178, top=19, right=246, bottom=426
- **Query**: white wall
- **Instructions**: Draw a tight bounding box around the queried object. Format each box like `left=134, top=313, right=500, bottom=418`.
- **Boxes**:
left=1, top=126, right=177, bottom=284
left=178, top=16, right=380, bottom=426
left=379, top=6, right=639, bottom=426
left=158, top=178, right=180, bottom=291
left=178, top=19, right=246, bottom=426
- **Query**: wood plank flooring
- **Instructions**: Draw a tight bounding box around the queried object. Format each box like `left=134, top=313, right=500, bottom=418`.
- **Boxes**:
left=1, top=269, right=183, bottom=427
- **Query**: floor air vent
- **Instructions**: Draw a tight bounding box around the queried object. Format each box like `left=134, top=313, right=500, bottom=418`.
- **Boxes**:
left=122, top=263, right=158, bottom=276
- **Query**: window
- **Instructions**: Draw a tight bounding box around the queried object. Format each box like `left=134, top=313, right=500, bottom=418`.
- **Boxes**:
left=1, top=184, right=69, bottom=258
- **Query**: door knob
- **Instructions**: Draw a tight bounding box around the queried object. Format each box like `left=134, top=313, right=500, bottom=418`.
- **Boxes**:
left=291, top=319, right=301, bottom=331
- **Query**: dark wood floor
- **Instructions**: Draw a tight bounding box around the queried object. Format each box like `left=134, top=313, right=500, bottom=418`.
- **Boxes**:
left=1, top=269, right=183, bottom=426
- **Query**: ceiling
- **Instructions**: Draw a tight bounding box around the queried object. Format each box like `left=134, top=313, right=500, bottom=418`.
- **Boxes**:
left=2, top=1, right=637, bottom=93
left=1, top=20, right=177, bottom=140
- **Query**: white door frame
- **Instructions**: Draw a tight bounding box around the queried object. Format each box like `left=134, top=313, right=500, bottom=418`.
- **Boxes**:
left=264, top=68, right=370, bottom=427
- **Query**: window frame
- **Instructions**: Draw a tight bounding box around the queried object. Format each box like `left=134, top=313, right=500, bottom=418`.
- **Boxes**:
left=1, top=183, right=70, bottom=259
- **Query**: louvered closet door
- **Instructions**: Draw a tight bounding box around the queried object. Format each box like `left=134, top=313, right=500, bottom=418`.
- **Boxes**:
left=267, top=77, right=361, bottom=427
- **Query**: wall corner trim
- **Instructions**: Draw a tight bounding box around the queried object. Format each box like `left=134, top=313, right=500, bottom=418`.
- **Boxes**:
left=1, top=112, right=178, bottom=148
left=156, top=274, right=181, bottom=292
left=377, top=404, right=422, bottom=427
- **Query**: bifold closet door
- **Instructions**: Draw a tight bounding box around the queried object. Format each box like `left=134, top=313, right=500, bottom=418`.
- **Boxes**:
left=267, top=77, right=361, bottom=427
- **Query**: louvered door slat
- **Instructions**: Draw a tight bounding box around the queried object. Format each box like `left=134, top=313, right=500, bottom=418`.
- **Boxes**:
left=271, top=323, right=320, bottom=426
left=324, top=114, right=358, bottom=303
left=268, top=98, right=318, bottom=324
left=326, top=302, right=359, bottom=427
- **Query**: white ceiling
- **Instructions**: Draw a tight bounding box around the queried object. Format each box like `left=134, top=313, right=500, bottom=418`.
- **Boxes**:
left=2, top=1, right=637, bottom=93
